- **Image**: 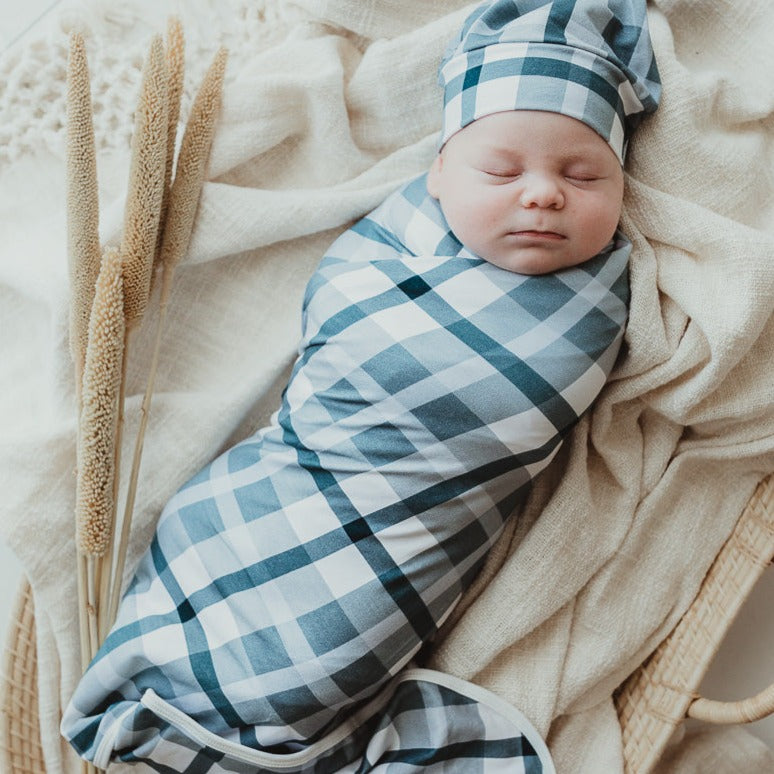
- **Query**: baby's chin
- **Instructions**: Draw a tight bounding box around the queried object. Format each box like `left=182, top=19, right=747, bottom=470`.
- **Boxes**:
left=480, top=249, right=596, bottom=276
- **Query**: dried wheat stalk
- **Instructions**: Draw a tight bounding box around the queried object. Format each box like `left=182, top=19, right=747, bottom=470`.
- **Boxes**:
left=66, top=30, right=101, bottom=674
left=155, top=16, right=185, bottom=265
left=66, top=32, right=101, bottom=401
left=96, top=34, right=170, bottom=636
left=76, top=245, right=124, bottom=556
left=158, top=45, right=228, bottom=302
left=108, top=44, right=228, bottom=628
left=75, top=245, right=124, bottom=660
left=66, top=21, right=226, bottom=692
left=120, top=34, right=169, bottom=328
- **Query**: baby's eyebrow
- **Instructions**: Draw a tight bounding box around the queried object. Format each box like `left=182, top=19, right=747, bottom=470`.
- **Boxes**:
left=561, top=150, right=605, bottom=163
left=476, top=143, right=609, bottom=168
left=475, top=146, right=522, bottom=166
left=484, top=145, right=520, bottom=158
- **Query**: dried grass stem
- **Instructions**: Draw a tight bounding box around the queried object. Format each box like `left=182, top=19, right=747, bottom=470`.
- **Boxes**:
left=121, top=35, right=169, bottom=328
left=109, top=45, right=228, bottom=625
left=66, top=32, right=101, bottom=400
left=158, top=46, right=227, bottom=304
left=75, top=246, right=125, bottom=557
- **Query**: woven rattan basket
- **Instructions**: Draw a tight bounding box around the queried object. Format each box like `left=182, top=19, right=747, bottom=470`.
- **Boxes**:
left=0, top=579, right=46, bottom=774
left=1, top=475, right=772, bottom=774
left=615, top=472, right=774, bottom=773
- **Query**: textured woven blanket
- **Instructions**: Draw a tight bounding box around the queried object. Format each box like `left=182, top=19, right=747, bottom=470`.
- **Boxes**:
left=1, top=1, right=773, bottom=772
left=61, top=174, right=627, bottom=769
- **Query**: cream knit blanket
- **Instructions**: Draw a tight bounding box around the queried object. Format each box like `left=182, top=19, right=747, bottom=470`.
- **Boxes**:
left=1, top=0, right=772, bottom=771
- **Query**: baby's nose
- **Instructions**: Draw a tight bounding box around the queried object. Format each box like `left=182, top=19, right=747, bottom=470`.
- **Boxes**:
left=519, top=174, right=564, bottom=209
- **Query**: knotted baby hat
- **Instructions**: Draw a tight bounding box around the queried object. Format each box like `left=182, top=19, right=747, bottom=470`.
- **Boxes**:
left=439, top=0, right=661, bottom=162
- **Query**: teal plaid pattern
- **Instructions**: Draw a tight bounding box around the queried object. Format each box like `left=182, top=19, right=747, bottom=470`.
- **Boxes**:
left=439, top=0, right=661, bottom=160
left=78, top=671, right=554, bottom=772
left=62, top=174, right=627, bottom=770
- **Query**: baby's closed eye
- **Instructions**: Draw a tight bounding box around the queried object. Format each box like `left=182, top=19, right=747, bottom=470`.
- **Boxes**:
left=563, top=167, right=604, bottom=183
left=479, top=167, right=522, bottom=181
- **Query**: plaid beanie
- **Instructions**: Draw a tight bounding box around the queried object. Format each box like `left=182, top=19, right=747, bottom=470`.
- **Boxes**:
left=439, top=0, right=661, bottom=162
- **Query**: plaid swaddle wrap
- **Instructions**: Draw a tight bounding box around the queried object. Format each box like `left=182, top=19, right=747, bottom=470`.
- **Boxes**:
left=62, top=173, right=629, bottom=772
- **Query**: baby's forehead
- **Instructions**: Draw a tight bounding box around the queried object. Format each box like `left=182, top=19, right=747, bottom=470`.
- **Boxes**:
left=451, top=110, right=618, bottom=163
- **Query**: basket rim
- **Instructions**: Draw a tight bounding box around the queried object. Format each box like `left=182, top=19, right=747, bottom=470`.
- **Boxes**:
left=616, top=472, right=774, bottom=773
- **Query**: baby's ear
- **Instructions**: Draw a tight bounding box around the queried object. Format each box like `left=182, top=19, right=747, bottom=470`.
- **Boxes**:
left=427, top=155, right=443, bottom=198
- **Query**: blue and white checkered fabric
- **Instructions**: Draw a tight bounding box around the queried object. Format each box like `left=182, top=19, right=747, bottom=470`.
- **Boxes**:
left=439, top=0, right=661, bottom=161
left=72, top=669, right=555, bottom=772
left=62, top=173, right=628, bottom=771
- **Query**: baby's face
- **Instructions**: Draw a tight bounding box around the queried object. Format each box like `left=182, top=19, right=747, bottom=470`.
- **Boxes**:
left=427, top=110, right=624, bottom=275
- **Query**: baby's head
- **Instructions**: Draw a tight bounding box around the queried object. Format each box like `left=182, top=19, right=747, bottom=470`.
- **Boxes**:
left=428, top=109, right=624, bottom=275
left=428, top=0, right=661, bottom=275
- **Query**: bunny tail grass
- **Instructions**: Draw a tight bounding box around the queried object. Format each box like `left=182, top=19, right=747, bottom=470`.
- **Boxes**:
left=66, top=31, right=101, bottom=401
left=120, top=34, right=169, bottom=328
left=107, top=46, right=228, bottom=628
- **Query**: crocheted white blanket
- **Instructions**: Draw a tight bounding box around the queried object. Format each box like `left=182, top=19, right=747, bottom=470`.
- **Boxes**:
left=1, top=1, right=772, bottom=772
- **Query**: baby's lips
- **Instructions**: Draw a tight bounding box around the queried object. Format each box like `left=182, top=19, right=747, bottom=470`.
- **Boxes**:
left=507, top=230, right=566, bottom=240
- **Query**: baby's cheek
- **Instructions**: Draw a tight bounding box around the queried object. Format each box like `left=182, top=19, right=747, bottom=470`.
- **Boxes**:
left=467, top=195, right=503, bottom=230
left=585, top=196, right=620, bottom=235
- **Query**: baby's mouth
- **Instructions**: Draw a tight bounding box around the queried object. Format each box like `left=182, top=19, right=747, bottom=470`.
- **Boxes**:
left=507, top=230, right=565, bottom=241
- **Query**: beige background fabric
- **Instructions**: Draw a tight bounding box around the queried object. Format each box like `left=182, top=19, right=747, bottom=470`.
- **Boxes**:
left=0, top=1, right=772, bottom=771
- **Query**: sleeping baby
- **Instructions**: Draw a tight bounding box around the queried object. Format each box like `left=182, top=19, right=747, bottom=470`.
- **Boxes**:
left=62, top=1, right=660, bottom=771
